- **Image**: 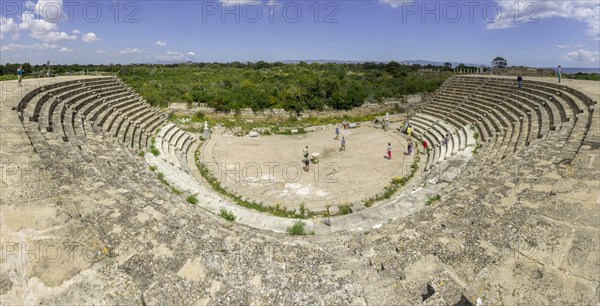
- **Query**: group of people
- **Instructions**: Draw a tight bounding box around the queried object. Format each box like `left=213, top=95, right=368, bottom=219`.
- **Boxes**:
left=518, top=65, right=563, bottom=89
left=401, top=122, right=413, bottom=137
left=302, top=119, right=451, bottom=167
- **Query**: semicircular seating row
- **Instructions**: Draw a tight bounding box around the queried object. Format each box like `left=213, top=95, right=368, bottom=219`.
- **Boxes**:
left=16, top=77, right=197, bottom=172
left=408, top=76, right=595, bottom=173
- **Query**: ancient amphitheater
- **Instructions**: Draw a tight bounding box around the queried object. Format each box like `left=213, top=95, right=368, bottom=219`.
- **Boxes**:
left=1, top=75, right=598, bottom=305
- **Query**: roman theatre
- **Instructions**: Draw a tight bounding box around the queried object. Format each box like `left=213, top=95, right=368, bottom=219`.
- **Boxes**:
left=1, top=75, right=598, bottom=304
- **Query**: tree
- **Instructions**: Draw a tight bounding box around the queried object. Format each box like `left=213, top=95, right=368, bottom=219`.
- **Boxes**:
left=444, top=62, right=452, bottom=69
left=491, top=57, right=507, bottom=68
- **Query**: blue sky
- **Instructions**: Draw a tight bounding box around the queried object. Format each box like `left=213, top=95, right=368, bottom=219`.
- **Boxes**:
left=1, top=0, right=599, bottom=67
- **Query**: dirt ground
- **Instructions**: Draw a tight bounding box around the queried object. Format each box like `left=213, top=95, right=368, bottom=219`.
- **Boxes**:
left=203, top=125, right=414, bottom=212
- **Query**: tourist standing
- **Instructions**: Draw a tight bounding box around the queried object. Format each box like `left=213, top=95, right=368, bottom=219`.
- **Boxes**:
left=335, top=126, right=339, bottom=139
left=517, top=76, right=523, bottom=89
left=17, top=66, right=23, bottom=86
left=407, top=139, right=413, bottom=155
left=407, top=125, right=412, bottom=137
left=387, top=143, right=392, bottom=159
left=303, top=146, right=310, bottom=170
left=558, top=65, right=562, bottom=83
left=422, top=139, right=428, bottom=153
left=341, top=136, right=346, bottom=151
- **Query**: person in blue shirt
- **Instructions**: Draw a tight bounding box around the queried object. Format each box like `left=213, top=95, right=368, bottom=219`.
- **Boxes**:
left=340, top=136, right=346, bottom=151
left=17, top=66, right=23, bottom=86
left=335, top=126, right=339, bottom=139
left=557, top=65, right=562, bottom=83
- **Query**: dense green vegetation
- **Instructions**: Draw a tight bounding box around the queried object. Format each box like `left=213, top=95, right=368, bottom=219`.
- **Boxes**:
left=563, top=73, right=600, bottom=81
left=118, top=62, right=449, bottom=111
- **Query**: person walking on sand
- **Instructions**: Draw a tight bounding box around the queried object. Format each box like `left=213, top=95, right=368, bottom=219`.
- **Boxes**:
left=407, top=139, right=413, bottom=155
left=387, top=143, right=392, bottom=159
left=17, top=66, right=23, bottom=86
left=303, top=145, right=309, bottom=159
left=341, top=136, right=346, bottom=151
left=335, top=126, right=340, bottom=139
left=557, top=65, right=562, bottom=83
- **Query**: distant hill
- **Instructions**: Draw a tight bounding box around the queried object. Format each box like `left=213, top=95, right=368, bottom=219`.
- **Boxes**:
left=278, top=59, right=484, bottom=67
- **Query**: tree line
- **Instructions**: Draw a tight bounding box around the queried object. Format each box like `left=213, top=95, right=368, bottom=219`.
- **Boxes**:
left=1, top=61, right=453, bottom=111
left=119, top=62, right=450, bottom=111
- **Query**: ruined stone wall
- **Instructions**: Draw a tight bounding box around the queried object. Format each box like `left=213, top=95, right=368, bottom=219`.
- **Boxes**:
left=168, top=94, right=428, bottom=120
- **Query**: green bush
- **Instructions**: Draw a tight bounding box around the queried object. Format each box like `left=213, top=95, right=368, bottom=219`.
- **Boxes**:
left=426, top=194, right=441, bottom=206
left=186, top=194, right=198, bottom=204
left=219, top=207, right=236, bottom=221
left=339, top=205, right=352, bottom=215
left=150, top=147, right=160, bottom=156
left=191, top=111, right=205, bottom=122
left=119, top=63, right=449, bottom=111
left=149, top=165, right=157, bottom=171
left=137, top=150, right=145, bottom=157
left=287, top=220, right=307, bottom=235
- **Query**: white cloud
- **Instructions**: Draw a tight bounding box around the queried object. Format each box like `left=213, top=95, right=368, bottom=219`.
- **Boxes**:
left=154, top=40, right=167, bottom=47
left=155, top=50, right=197, bottom=62
left=81, top=32, right=99, bottom=43
left=0, top=16, right=19, bottom=34
left=1, top=42, right=59, bottom=51
left=379, top=0, right=412, bottom=9
left=34, top=0, right=64, bottom=23
left=31, top=30, right=76, bottom=42
left=95, top=49, right=109, bottom=54
left=488, top=1, right=600, bottom=39
left=58, top=46, right=72, bottom=52
left=556, top=44, right=585, bottom=49
left=119, top=47, right=143, bottom=55
left=25, top=1, right=36, bottom=11
left=72, top=29, right=80, bottom=34
left=19, top=12, right=58, bottom=32
left=562, top=49, right=600, bottom=62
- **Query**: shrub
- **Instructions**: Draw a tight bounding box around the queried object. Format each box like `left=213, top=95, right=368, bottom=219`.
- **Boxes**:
left=339, top=205, right=352, bottom=215
left=150, top=147, right=160, bottom=156
left=149, top=165, right=157, bottom=171
left=219, top=207, right=236, bottom=221
left=186, top=194, right=198, bottom=204
left=287, top=220, right=306, bottom=235
left=137, top=150, right=145, bottom=157
left=426, top=194, right=441, bottom=206
left=192, top=111, right=205, bottom=122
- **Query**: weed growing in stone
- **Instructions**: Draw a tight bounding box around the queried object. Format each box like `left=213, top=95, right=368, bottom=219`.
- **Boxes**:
left=287, top=220, right=307, bottom=235
left=426, top=194, right=441, bottom=206
left=339, top=205, right=352, bottom=215
left=219, top=207, right=236, bottom=221
left=186, top=194, right=198, bottom=204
